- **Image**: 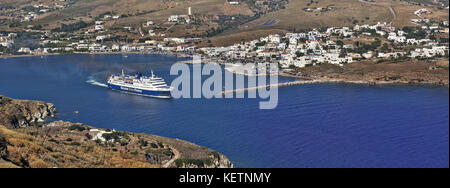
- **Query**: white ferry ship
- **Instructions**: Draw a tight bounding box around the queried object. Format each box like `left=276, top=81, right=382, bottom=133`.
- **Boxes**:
left=107, top=70, right=172, bottom=98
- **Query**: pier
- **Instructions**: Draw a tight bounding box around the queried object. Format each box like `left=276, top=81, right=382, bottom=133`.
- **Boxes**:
left=220, top=79, right=372, bottom=95
left=221, top=80, right=323, bottom=95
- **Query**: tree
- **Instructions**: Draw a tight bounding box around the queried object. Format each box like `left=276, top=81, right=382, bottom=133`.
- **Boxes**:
left=299, top=38, right=307, bottom=43
left=381, top=43, right=390, bottom=53
left=103, top=134, right=112, bottom=142
left=296, top=51, right=304, bottom=57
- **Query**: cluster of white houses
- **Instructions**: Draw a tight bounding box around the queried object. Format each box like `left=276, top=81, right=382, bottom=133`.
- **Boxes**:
left=0, top=33, right=16, bottom=49
left=2, top=11, right=449, bottom=68
left=20, top=38, right=199, bottom=54
left=200, top=21, right=449, bottom=68
left=20, top=3, right=67, bottom=22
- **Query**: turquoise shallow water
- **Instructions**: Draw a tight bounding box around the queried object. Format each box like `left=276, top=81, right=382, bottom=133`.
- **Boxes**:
left=0, top=54, right=448, bottom=168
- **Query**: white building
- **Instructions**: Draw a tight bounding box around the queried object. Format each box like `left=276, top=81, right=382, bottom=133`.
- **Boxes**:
left=0, top=42, right=12, bottom=48
left=146, top=21, right=154, bottom=26
left=164, top=38, right=186, bottom=44
left=96, top=35, right=107, bottom=41
left=112, top=44, right=120, bottom=51
left=362, top=51, right=374, bottom=59
left=168, top=15, right=180, bottom=22
left=269, top=34, right=281, bottom=44
left=95, top=25, right=105, bottom=31
left=89, top=129, right=116, bottom=142
left=18, top=47, right=31, bottom=53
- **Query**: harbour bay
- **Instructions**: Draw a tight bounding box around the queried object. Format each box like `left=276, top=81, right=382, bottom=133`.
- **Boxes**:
left=0, top=54, right=448, bottom=168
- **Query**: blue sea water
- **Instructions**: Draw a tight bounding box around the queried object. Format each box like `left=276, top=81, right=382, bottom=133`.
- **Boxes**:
left=0, top=54, right=448, bottom=168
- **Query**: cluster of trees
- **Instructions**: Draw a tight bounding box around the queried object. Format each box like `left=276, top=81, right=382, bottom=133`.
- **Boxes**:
left=0, top=96, right=12, bottom=105
left=21, top=6, right=41, bottom=13
left=306, top=0, right=319, bottom=6
left=403, top=26, right=427, bottom=40
left=329, top=38, right=384, bottom=57
left=102, top=131, right=129, bottom=142
left=68, top=124, right=86, bottom=131
left=51, top=21, right=93, bottom=32
left=0, top=46, right=14, bottom=54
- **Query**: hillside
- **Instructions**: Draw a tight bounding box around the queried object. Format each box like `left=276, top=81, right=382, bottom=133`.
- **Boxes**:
left=206, top=0, right=449, bottom=46
left=0, top=95, right=233, bottom=168
left=1, top=0, right=448, bottom=46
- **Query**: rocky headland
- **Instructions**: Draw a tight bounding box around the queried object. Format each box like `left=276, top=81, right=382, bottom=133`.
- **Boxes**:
left=284, top=59, right=450, bottom=87
left=0, top=95, right=232, bottom=168
left=0, top=96, right=56, bottom=128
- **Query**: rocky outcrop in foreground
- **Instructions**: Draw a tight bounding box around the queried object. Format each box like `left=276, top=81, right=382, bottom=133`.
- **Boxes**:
left=0, top=96, right=56, bottom=128
left=0, top=96, right=232, bottom=168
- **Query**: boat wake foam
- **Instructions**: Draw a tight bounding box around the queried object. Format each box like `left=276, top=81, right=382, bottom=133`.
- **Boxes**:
left=87, top=77, right=108, bottom=88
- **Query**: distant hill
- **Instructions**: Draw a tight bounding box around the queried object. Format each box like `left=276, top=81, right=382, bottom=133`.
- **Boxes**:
left=404, top=0, right=449, bottom=6
left=0, top=0, right=448, bottom=46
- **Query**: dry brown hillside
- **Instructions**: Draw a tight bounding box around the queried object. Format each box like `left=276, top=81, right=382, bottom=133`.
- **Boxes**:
left=0, top=96, right=233, bottom=168
left=1, top=0, right=448, bottom=46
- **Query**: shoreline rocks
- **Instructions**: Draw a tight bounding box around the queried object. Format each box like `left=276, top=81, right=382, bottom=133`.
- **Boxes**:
left=0, top=96, right=56, bottom=128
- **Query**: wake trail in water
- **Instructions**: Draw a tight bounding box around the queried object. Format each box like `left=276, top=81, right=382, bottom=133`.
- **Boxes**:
left=87, top=76, right=108, bottom=88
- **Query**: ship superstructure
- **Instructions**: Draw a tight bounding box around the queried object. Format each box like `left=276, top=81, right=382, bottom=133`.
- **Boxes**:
left=107, top=70, right=172, bottom=98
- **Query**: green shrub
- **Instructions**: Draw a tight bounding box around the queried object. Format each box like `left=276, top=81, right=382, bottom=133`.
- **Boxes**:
left=0, top=96, right=12, bottom=105
left=70, top=142, right=81, bottom=146
left=102, top=132, right=127, bottom=142
left=51, top=21, right=94, bottom=32
left=150, top=143, right=158, bottom=148
left=68, top=124, right=86, bottom=131
left=131, top=151, right=139, bottom=156
left=138, top=139, right=148, bottom=147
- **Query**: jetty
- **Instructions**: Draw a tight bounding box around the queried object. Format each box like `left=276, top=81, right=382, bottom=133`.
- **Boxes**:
left=221, top=80, right=320, bottom=95
left=220, top=79, right=371, bottom=95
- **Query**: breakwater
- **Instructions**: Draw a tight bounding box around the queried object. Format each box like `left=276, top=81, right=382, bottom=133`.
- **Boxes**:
left=220, top=79, right=371, bottom=95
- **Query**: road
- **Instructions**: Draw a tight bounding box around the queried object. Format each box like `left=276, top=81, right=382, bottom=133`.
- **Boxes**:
left=163, top=147, right=180, bottom=168
left=358, top=0, right=397, bottom=25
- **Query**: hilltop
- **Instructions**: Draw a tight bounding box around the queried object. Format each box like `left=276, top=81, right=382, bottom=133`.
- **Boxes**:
left=0, top=95, right=233, bottom=168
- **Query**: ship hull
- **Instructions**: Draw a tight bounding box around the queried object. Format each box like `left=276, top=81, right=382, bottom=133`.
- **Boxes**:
left=108, top=83, right=172, bottom=99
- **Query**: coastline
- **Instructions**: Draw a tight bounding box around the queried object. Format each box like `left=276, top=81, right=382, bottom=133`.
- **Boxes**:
left=175, top=57, right=450, bottom=88
left=221, top=76, right=448, bottom=95
left=0, top=51, right=194, bottom=59
left=2, top=53, right=448, bottom=88
left=279, top=73, right=450, bottom=88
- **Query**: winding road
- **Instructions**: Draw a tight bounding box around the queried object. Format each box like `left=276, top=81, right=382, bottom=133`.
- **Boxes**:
left=358, top=0, right=397, bottom=25
left=163, top=147, right=180, bottom=168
